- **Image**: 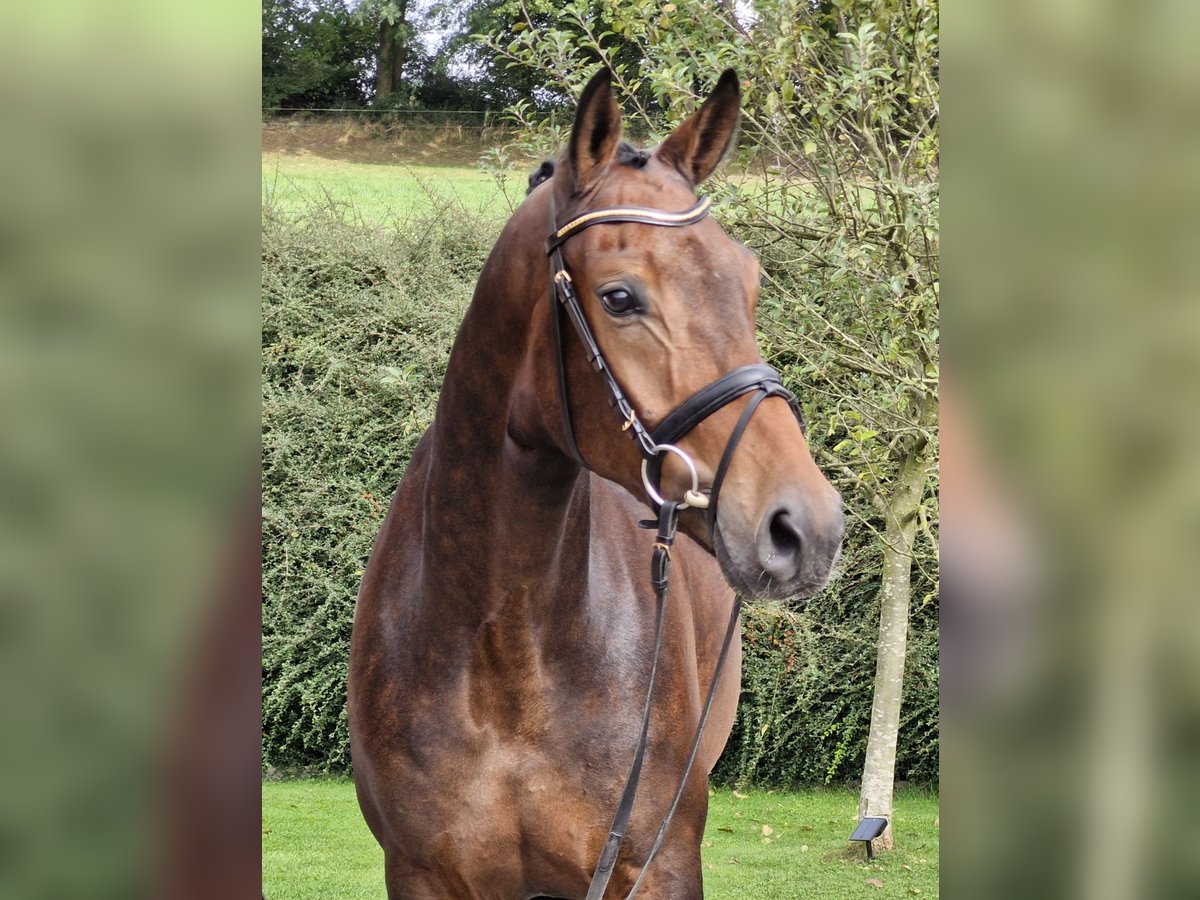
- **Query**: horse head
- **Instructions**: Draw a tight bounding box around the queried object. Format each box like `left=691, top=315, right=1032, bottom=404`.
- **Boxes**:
left=532, top=68, right=843, bottom=599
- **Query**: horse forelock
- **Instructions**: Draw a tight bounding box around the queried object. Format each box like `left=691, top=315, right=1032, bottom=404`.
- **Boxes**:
left=525, top=141, right=654, bottom=195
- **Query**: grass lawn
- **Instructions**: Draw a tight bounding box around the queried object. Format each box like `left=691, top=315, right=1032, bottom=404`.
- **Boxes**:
left=263, top=779, right=938, bottom=898
left=259, top=149, right=826, bottom=233
left=262, top=153, right=523, bottom=224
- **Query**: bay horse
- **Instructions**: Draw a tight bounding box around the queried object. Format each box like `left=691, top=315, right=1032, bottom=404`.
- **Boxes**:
left=348, top=69, right=843, bottom=899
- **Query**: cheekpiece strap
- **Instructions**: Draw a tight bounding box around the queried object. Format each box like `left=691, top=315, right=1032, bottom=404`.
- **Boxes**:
left=547, top=194, right=713, bottom=462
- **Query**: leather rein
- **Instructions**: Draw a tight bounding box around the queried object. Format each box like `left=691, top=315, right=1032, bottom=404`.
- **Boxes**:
left=545, top=191, right=803, bottom=899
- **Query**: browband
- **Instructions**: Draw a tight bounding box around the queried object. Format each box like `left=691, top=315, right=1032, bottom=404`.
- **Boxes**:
left=547, top=197, right=711, bottom=254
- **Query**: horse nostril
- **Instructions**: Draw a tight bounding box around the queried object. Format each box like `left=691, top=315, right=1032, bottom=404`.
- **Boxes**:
left=741, top=492, right=842, bottom=597
left=766, top=508, right=803, bottom=570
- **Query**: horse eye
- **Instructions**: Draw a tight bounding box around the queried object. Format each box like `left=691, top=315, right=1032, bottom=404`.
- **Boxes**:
left=600, top=288, right=640, bottom=317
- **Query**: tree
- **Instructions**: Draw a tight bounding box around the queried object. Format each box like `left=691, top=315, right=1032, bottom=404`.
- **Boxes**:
left=419, top=0, right=659, bottom=112
left=356, top=0, right=414, bottom=104
left=476, top=0, right=939, bottom=849
left=262, top=0, right=375, bottom=108
left=424, top=0, right=552, bottom=108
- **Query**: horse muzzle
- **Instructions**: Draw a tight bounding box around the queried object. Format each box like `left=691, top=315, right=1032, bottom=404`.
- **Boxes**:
left=713, top=486, right=844, bottom=600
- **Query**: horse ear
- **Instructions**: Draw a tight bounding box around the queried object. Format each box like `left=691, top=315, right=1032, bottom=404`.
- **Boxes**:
left=563, top=68, right=622, bottom=196
left=657, top=69, right=741, bottom=186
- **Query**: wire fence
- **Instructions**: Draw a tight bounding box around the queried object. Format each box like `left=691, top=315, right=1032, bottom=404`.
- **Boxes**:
left=261, top=106, right=640, bottom=135
left=263, top=107, right=509, bottom=126
left=260, top=108, right=536, bottom=150
left=262, top=107, right=655, bottom=147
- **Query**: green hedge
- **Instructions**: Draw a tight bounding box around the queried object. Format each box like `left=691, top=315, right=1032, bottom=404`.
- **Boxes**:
left=262, top=201, right=485, bottom=769
left=261, top=201, right=938, bottom=785
left=716, top=539, right=939, bottom=787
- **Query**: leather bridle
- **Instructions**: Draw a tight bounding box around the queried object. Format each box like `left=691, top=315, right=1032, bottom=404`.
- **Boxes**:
left=545, top=190, right=805, bottom=899
left=547, top=193, right=804, bottom=526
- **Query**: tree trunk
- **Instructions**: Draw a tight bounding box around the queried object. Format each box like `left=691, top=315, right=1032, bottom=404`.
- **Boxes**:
left=857, top=439, right=929, bottom=850
left=374, top=8, right=408, bottom=103
left=375, top=23, right=394, bottom=100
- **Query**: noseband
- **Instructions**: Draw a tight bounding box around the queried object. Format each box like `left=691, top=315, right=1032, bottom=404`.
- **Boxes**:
left=546, top=191, right=806, bottom=898
left=546, top=194, right=804, bottom=527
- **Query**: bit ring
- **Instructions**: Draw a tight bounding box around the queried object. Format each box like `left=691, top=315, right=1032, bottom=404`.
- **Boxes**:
left=641, top=444, right=710, bottom=510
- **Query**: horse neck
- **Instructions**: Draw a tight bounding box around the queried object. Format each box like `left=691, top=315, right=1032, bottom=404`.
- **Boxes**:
left=421, top=192, right=588, bottom=619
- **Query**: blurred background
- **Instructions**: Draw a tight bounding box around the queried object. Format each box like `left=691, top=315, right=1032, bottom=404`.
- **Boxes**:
left=0, top=0, right=1196, bottom=898
left=945, top=1, right=1200, bottom=897
left=0, top=2, right=260, bottom=898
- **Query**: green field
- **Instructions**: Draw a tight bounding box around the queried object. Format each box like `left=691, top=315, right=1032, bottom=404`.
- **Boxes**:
left=263, top=779, right=938, bottom=899
left=259, top=149, right=830, bottom=237
left=263, top=153, right=522, bottom=224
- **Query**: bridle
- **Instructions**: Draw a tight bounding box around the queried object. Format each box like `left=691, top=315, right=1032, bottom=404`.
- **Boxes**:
left=547, top=193, right=804, bottom=528
left=545, top=190, right=805, bottom=898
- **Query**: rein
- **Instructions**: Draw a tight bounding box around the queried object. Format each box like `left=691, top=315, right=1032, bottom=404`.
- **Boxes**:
left=545, top=191, right=804, bottom=898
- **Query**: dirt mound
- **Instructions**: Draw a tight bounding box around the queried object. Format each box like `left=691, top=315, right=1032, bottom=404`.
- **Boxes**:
left=262, top=120, right=510, bottom=167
